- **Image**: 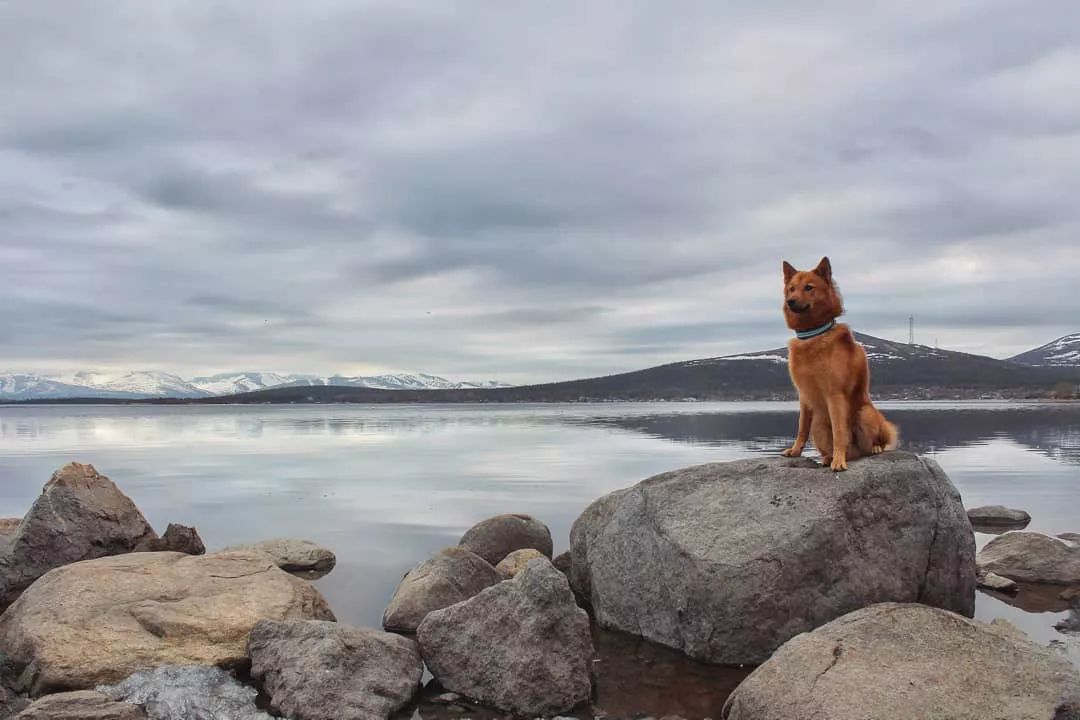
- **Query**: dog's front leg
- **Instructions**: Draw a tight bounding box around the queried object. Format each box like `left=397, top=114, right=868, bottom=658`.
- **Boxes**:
left=782, top=402, right=812, bottom=457
left=826, top=394, right=850, bottom=471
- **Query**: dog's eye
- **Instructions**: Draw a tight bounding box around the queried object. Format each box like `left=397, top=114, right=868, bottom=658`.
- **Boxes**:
left=804, top=284, right=813, bottom=292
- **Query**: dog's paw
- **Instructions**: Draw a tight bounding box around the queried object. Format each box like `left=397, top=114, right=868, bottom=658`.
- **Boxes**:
left=781, top=446, right=802, bottom=457
left=830, top=456, right=849, bottom=472
left=872, top=445, right=884, bottom=455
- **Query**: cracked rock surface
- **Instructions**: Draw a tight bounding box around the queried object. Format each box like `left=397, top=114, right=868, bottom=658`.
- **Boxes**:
left=722, top=603, right=1080, bottom=720
left=0, top=551, right=334, bottom=695
left=569, top=452, right=975, bottom=663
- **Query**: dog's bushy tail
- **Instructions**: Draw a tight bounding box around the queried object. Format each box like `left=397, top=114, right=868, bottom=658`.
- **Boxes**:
left=881, top=420, right=900, bottom=451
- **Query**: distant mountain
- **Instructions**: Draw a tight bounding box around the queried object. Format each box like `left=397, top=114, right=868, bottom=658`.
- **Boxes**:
left=1008, top=333, right=1080, bottom=368
left=179, top=331, right=1080, bottom=405
left=1, top=370, right=511, bottom=401
left=51, top=370, right=210, bottom=398
left=0, top=374, right=147, bottom=401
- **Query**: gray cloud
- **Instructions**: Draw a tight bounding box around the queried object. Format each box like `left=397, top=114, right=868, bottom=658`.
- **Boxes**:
left=1, top=0, right=1078, bottom=382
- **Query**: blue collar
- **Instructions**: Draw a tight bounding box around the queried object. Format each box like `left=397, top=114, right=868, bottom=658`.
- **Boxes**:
left=795, top=319, right=836, bottom=340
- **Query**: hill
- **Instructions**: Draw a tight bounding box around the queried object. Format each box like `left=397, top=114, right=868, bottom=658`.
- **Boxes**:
left=178, top=332, right=1078, bottom=404
left=1008, top=333, right=1080, bottom=368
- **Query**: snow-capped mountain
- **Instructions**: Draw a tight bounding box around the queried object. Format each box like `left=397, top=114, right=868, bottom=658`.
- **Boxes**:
left=1, top=370, right=512, bottom=401
left=51, top=371, right=209, bottom=398
left=1008, top=334, right=1080, bottom=367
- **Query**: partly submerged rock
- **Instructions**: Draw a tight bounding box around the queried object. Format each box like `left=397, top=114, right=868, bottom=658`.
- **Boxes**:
left=495, top=548, right=548, bottom=578
left=14, top=690, right=146, bottom=720
left=967, top=505, right=1031, bottom=527
left=977, top=531, right=1080, bottom=585
left=222, top=538, right=335, bottom=576
left=382, top=547, right=500, bottom=633
left=248, top=620, right=422, bottom=720
left=0, top=463, right=157, bottom=607
left=459, top=514, right=553, bottom=565
left=0, top=550, right=334, bottom=695
left=721, top=603, right=1080, bottom=720
left=977, top=569, right=1019, bottom=593
left=570, top=453, right=975, bottom=663
left=135, top=524, right=205, bottom=555
left=99, top=665, right=272, bottom=720
left=417, top=559, right=593, bottom=717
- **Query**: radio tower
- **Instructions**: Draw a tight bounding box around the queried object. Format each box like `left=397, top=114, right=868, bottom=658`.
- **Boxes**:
left=908, top=315, right=915, bottom=345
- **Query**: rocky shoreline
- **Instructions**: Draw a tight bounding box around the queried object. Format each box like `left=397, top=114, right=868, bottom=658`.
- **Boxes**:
left=1, top=454, right=1079, bottom=719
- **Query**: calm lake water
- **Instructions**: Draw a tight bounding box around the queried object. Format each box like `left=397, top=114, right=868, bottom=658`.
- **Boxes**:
left=1, top=401, right=1078, bottom=717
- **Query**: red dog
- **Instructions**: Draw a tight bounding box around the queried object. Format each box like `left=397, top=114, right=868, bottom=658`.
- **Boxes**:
left=781, top=257, right=898, bottom=471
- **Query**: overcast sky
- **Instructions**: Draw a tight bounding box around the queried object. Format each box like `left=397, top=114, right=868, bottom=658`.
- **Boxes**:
left=2, top=1, right=1078, bottom=383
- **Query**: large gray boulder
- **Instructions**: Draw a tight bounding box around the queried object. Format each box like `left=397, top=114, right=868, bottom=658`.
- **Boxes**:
left=14, top=691, right=146, bottom=720
left=248, top=620, right=422, bottom=720
left=223, top=538, right=335, bottom=576
left=977, top=531, right=1080, bottom=584
left=721, top=603, right=1080, bottom=720
left=459, top=514, right=553, bottom=565
left=99, top=665, right=274, bottom=720
left=570, top=453, right=975, bottom=663
left=0, top=463, right=157, bottom=607
left=417, top=559, right=593, bottom=717
left=0, top=551, right=335, bottom=695
left=382, top=547, right=500, bottom=632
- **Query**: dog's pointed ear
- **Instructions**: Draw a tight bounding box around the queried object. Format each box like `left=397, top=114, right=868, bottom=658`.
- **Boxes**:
left=814, top=256, right=832, bottom=284
left=782, top=261, right=796, bottom=283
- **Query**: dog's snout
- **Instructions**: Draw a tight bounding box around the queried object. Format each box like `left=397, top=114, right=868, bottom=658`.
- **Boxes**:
left=786, top=298, right=799, bottom=309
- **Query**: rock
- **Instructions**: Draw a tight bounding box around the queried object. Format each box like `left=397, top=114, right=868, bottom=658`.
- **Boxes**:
left=976, top=570, right=1018, bottom=593
left=222, top=538, right=335, bottom=575
left=417, top=559, right=593, bottom=716
left=1058, top=532, right=1080, bottom=543
left=432, top=692, right=463, bottom=705
left=248, top=619, right=422, bottom=720
left=0, top=550, right=334, bottom=695
left=459, top=514, right=553, bottom=565
left=1055, top=608, right=1080, bottom=634
left=135, top=524, right=205, bottom=555
left=14, top=691, right=146, bottom=720
left=0, top=519, right=20, bottom=536
left=495, top=548, right=548, bottom=578
left=977, top=532, right=1080, bottom=585
left=721, top=603, right=1080, bottom=720
left=570, top=453, right=975, bottom=664
left=966, top=505, right=1031, bottom=526
left=99, top=665, right=272, bottom=720
left=1, top=653, right=28, bottom=718
left=552, top=550, right=572, bottom=575
left=382, top=547, right=500, bottom=632
left=0, top=463, right=157, bottom=608
left=1061, top=587, right=1080, bottom=602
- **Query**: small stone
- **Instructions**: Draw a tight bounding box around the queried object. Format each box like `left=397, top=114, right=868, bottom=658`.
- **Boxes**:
left=15, top=690, right=145, bottom=720
left=135, top=524, right=205, bottom=555
left=418, top=559, right=593, bottom=716
left=222, top=538, right=335, bottom=575
left=383, top=547, right=500, bottom=633
left=248, top=619, right=422, bottom=720
left=976, top=531, right=1080, bottom=585
left=459, top=514, right=553, bottom=565
left=966, top=505, right=1031, bottom=526
left=976, top=570, right=1018, bottom=593
left=495, top=548, right=548, bottom=578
